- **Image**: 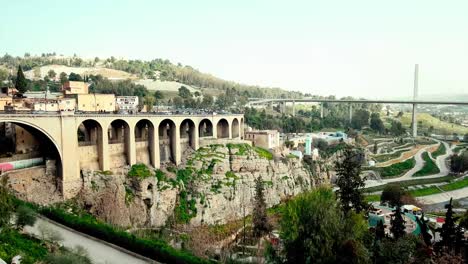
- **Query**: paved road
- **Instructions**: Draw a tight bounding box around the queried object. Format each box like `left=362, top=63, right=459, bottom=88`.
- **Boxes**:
left=24, top=217, right=151, bottom=264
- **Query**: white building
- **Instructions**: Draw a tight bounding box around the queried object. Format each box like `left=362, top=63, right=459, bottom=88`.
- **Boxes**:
left=116, top=96, right=139, bottom=112
left=32, top=98, right=76, bottom=112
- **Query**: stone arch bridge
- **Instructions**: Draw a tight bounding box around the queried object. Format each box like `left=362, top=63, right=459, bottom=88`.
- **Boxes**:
left=0, top=113, right=244, bottom=198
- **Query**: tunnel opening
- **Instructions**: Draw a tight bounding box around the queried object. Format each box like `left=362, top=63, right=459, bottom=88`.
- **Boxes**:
left=232, top=118, right=240, bottom=138
left=77, top=119, right=103, bottom=170
left=180, top=119, right=196, bottom=150
left=158, top=119, right=176, bottom=164
left=135, top=119, right=155, bottom=167
left=199, top=119, right=213, bottom=138
left=217, top=119, right=230, bottom=139
left=108, top=119, right=131, bottom=168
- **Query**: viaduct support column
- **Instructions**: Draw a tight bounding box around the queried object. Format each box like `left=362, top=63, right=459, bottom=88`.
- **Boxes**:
left=349, top=104, right=353, bottom=123
left=174, top=125, right=181, bottom=165
left=412, top=103, right=418, bottom=137
left=293, top=100, right=296, bottom=116
left=150, top=126, right=159, bottom=169
left=100, top=126, right=110, bottom=171
left=60, top=116, right=80, bottom=199
left=212, top=119, right=218, bottom=139
left=320, top=103, right=324, bottom=119
left=193, top=124, right=199, bottom=150
left=126, top=125, right=136, bottom=166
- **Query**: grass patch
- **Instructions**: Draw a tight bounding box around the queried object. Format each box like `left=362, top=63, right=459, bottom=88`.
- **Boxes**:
left=431, top=143, right=446, bottom=159
left=0, top=229, right=48, bottom=264
left=408, top=186, right=442, bottom=197
left=440, top=177, right=468, bottom=192
left=365, top=194, right=381, bottom=202
left=374, top=158, right=416, bottom=178
left=413, top=152, right=440, bottom=177
left=372, top=149, right=407, bottom=163
left=363, top=175, right=455, bottom=193
left=254, top=147, right=273, bottom=160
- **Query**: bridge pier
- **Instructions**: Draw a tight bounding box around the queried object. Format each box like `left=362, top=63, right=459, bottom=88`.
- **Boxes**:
left=174, top=125, right=181, bottom=165
left=292, top=100, right=296, bottom=117
left=320, top=103, right=324, bottom=119
left=150, top=126, right=159, bottom=169
left=349, top=104, right=353, bottom=123
left=412, top=103, right=418, bottom=137
left=126, top=125, right=136, bottom=166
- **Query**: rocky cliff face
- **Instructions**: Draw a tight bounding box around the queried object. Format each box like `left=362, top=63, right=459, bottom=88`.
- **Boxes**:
left=75, top=144, right=320, bottom=227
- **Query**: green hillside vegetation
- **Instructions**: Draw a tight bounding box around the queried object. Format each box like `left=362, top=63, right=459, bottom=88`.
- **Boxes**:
left=413, top=152, right=440, bottom=177
left=431, top=143, right=446, bottom=159
left=372, top=158, right=416, bottom=178
left=399, top=112, right=468, bottom=135
left=0, top=53, right=302, bottom=99
left=372, top=149, right=408, bottom=163
left=362, top=175, right=456, bottom=193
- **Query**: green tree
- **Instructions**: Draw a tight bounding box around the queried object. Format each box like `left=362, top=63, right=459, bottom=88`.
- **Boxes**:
left=440, top=198, right=458, bottom=251
left=370, top=113, right=385, bottom=134
left=280, top=187, right=370, bottom=263
left=375, top=220, right=385, bottom=240
left=463, top=133, right=468, bottom=142
left=47, top=69, right=56, bottom=79
left=380, top=184, right=405, bottom=207
left=194, top=91, right=201, bottom=97
left=0, top=177, right=14, bottom=229
left=252, top=176, right=271, bottom=238
left=415, top=212, right=432, bottom=247
left=59, top=72, right=68, bottom=84
left=154, top=90, right=164, bottom=100
left=172, top=96, right=184, bottom=108
left=0, top=68, right=8, bottom=82
left=390, top=121, right=406, bottom=136
left=178, top=86, right=192, bottom=98
left=335, top=146, right=366, bottom=213
left=15, top=65, right=28, bottom=93
left=373, top=142, right=378, bottom=154
left=68, top=72, right=83, bottom=81
left=15, top=205, right=37, bottom=230
left=390, top=205, right=406, bottom=240
left=351, top=109, right=370, bottom=129
left=200, top=95, right=214, bottom=109
left=144, top=95, right=155, bottom=112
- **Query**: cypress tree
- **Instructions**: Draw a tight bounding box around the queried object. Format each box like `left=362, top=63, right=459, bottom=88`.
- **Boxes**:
left=335, top=145, right=366, bottom=213
left=15, top=65, right=28, bottom=93
left=416, top=212, right=433, bottom=247
left=252, top=176, right=271, bottom=238
left=440, top=198, right=458, bottom=251
left=375, top=219, right=385, bottom=240
left=390, top=204, right=406, bottom=240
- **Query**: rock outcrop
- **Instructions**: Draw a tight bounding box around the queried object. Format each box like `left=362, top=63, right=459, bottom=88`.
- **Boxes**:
left=74, top=144, right=319, bottom=227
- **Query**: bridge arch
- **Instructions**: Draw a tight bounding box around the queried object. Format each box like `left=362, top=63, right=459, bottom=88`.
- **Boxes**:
left=180, top=119, right=197, bottom=150
left=108, top=119, right=131, bottom=167
left=77, top=119, right=104, bottom=170
left=199, top=119, right=213, bottom=138
left=135, top=119, right=156, bottom=166
left=231, top=118, right=240, bottom=138
left=0, top=119, right=62, bottom=186
left=216, top=118, right=230, bottom=139
left=158, top=119, right=177, bottom=164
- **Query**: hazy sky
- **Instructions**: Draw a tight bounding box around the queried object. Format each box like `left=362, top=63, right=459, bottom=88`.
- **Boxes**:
left=1, top=0, right=468, bottom=98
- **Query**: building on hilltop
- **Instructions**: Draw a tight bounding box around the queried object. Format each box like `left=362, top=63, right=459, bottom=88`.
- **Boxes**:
left=29, top=98, right=76, bottom=112
left=116, top=96, right=139, bottom=113
left=244, top=129, right=280, bottom=149
left=77, top=94, right=115, bottom=112
left=62, top=81, right=89, bottom=95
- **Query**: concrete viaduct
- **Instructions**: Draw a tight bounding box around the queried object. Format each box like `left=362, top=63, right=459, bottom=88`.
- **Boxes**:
left=0, top=113, right=244, bottom=198
left=248, top=98, right=468, bottom=138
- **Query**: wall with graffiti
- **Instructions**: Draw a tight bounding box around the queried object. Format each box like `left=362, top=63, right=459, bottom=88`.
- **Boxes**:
left=0, top=158, right=44, bottom=173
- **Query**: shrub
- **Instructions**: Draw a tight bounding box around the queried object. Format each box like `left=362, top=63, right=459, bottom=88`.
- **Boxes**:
left=413, top=152, right=440, bottom=177
left=0, top=228, right=48, bottom=264
left=128, top=163, right=152, bottom=179
left=254, top=147, right=273, bottom=160
left=15, top=205, right=37, bottom=229
left=39, top=207, right=210, bottom=264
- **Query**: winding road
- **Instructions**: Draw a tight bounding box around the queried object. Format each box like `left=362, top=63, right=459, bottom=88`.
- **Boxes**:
left=24, top=216, right=153, bottom=264
left=365, top=140, right=453, bottom=187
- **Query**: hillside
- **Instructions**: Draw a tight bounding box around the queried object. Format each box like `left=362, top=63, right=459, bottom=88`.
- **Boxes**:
left=23, top=64, right=136, bottom=80
left=399, top=112, right=468, bottom=135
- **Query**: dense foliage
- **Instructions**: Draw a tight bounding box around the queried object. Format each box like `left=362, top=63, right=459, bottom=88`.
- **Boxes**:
left=39, top=207, right=210, bottom=264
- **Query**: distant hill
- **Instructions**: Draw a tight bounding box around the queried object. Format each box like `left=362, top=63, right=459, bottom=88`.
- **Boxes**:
left=23, top=64, right=136, bottom=81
